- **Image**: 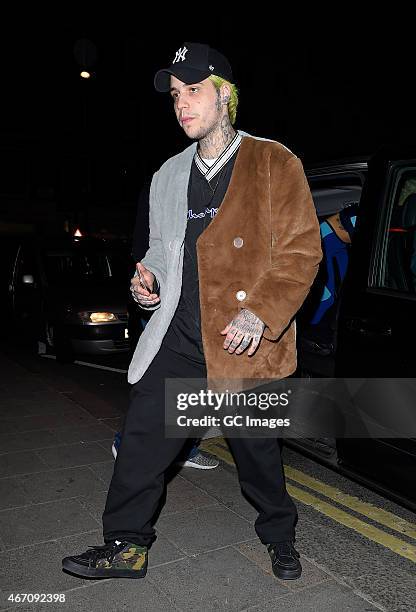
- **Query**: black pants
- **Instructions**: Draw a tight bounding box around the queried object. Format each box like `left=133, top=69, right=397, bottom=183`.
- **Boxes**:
left=102, top=343, right=297, bottom=547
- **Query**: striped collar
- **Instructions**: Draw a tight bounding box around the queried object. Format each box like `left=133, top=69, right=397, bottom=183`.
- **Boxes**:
left=194, top=132, right=242, bottom=182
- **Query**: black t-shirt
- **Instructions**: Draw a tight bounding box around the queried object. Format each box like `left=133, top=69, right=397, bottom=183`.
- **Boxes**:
left=164, top=152, right=238, bottom=362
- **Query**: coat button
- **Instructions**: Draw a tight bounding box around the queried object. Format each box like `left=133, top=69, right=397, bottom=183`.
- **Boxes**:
left=233, top=236, right=244, bottom=248
left=236, top=290, right=246, bottom=301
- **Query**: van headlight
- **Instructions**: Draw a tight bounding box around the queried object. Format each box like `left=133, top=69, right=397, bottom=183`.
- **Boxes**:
left=78, top=311, right=118, bottom=323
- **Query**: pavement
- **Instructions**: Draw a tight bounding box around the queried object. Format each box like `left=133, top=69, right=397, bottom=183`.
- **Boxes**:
left=0, top=350, right=415, bottom=611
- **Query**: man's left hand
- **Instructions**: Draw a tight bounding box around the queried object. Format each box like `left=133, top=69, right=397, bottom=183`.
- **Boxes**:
left=220, top=309, right=265, bottom=356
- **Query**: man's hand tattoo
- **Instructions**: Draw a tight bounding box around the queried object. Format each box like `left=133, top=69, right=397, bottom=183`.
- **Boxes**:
left=220, top=309, right=265, bottom=356
left=130, top=277, right=160, bottom=307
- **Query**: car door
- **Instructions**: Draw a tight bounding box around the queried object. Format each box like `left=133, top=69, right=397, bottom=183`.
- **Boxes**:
left=0, top=237, right=20, bottom=325
left=335, top=147, right=416, bottom=507
left=11, top=240, right=43, bottom=341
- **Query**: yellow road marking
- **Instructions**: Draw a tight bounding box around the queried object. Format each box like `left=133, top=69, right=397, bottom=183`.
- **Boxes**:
left=285, top=466, right=416, bottom=541
left=201, top=439, right=235, bottom=466
left=287, top=484, right=416, bottom=563
left=201, top=437, right=416, bottom=561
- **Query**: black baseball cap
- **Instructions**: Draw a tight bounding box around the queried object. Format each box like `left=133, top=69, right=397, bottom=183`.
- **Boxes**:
left=154, top=42, right=233, bottom=92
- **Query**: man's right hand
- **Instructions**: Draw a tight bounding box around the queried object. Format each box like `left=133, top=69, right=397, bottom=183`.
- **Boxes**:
left=130, top=262, right=161, bottom=306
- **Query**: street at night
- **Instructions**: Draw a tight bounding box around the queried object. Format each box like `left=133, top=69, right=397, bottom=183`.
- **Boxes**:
left=1, top=345, right=415, bottom=609
left=1, top=18, right=416, bottom=611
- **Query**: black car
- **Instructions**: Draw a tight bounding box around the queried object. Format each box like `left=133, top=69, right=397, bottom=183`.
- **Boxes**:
left=3, top=234, right=133, bottom=361
left=291, top=148, right=416, bottom=511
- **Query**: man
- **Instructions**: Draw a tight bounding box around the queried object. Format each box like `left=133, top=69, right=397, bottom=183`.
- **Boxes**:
left=299, top=203, right=358, bottom=356
left=62, top=42, right=322, bottom=582
left=310, top=206, right=358, bottom=329
left=112, top=177, right=219, bottom=468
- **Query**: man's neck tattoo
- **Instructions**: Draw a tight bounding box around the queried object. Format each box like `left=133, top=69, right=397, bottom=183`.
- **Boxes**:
left=199, top=117, right=236, bottom=159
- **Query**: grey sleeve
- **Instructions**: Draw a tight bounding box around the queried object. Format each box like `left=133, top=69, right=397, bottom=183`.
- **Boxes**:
left=141, top=171, right=167, bottom=290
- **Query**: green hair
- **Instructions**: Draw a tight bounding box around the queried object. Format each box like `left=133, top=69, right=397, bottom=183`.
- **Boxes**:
left=209, top=75, right=239, bottom=125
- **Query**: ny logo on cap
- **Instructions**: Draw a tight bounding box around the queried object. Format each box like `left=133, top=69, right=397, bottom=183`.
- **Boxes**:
left=173, top=46, right=188, bottom=64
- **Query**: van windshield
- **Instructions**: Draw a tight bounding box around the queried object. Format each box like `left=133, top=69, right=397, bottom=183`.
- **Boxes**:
left=42, top=250, right=129, bottom=285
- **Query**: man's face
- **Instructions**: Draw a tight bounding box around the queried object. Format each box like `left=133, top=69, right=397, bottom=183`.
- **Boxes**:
left=169, top=75, right=223, bottom=140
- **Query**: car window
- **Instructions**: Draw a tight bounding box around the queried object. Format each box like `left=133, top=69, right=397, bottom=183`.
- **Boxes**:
left=308, top=173, right=364, bottom=217
left=382, top=170, right=416, bottom=293
left=42, top=250, right=129, bottom=285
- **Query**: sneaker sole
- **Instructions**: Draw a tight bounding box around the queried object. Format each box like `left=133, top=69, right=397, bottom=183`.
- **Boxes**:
left=62, top=558, right=147, bottom=579
left=178, top=460, right=219, bottom=469
left=272, top=565, right=302, bottom=580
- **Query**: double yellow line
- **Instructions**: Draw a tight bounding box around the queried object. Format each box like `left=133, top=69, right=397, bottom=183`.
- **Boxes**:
left=201, top=437, right=416, bottom=562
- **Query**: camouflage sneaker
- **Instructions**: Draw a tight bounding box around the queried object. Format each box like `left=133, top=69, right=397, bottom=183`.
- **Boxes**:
left=62, top=540, right=148, bottom=579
